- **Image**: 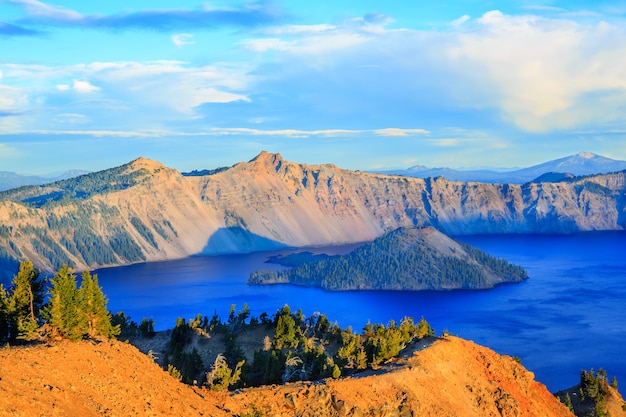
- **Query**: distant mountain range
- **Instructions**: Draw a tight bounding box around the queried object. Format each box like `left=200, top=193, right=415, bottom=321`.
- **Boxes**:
left=0, top=170, right=90, bottom=192
left=0, top=151, right=625, bottom=279
left=377, top=152, right=626, bottom=183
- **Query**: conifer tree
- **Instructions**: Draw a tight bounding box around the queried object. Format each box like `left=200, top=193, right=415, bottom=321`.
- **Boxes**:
left=7, top=261, right=44, bottom=341
left=45, top=264, right=87, bottom=341
left=416, top=316, right=435, bottom=338
left=80, top=270, right=119, bottom=338
left=0, top=284, right=9, bottom=342
left=206, top=354, right=244, bottom=391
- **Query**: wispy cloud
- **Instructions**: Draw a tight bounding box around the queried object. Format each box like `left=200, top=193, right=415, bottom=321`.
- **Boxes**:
left=374, top=128, right=430, bottom=137
left=171, top=33, right=194, bottom=48
left=1, top=60, right=253, bottom=128
left=8, top=0, right=283, bottom=31
left=0, top=127, right=432, bottom=139
left=0, top=85, right=28, bottom=113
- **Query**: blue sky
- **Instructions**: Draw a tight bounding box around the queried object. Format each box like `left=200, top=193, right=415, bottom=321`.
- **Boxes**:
left=2, top=0, right=626, bottom=174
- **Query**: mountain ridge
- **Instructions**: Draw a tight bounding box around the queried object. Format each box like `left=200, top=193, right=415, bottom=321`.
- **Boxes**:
left=0, top=169, right=90, bottom=192
left=380, top=152, right=626, bottom=183
left=0, top=335, right=577, bottom=417
left=0, top=151, right=625, bottom=278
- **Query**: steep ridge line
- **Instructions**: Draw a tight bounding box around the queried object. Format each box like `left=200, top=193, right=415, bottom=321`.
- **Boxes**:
left=0, top=336, right=575, bottom=417
left=0, top=151, right=625, bottom=275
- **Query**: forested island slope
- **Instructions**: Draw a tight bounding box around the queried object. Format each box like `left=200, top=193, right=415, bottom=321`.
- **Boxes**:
left=0, top=151, right=625, bottom=278
left=249, top=226, right=528, bottom=290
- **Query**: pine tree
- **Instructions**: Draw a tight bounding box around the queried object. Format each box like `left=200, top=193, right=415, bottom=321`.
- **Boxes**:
left=80, top=270, right=119, bottom=338
left=206, top=354, right=244, bottom=391
left=45, top=264, right=87, bottom=341
left=0, top=284, right=9, bottom=342
left=563, top=393, right=573, bottom=412
left=7, top=261, right=45, bottom=342
left=416, top=316, right=435, bottom=338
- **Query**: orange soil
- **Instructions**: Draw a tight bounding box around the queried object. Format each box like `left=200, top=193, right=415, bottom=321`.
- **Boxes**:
left=0, top=336, right=576, bottom=417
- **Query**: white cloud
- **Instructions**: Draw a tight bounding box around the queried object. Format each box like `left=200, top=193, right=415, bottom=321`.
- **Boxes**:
left=375, top=128, right=430, bottom=137
left=54, top=113, right=89, bottom=124
left=450, top=15, right=470, bottom=27
left=259, top=24, right=335, bottom=35
left=73, top=80, right=100, bottom=93
left=0, top=85, right=28, bottom=111
left=432, top=138, right=460, bottom=147
left=172, top=33, right=195, bottom=48
left=449, top=11, right=626, bottom=131
left=1, top=60, right=252, bottom=120
left=246, top=9, right=626, bottom=133
left=11, top=0, right=83, bottom=21
left=56, top=79, right=99, bottom=93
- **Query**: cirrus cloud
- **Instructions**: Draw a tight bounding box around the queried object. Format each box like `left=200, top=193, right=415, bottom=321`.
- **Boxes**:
left=7, top=0, right=283, bottom=31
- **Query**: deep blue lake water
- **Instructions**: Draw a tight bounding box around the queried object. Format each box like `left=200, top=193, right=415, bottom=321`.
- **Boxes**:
left=95, top=232, right=626, bottom=392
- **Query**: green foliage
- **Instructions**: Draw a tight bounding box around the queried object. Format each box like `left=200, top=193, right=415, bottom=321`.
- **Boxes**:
left=0, top=284, right=10, bottom=342
left=0, top=262, right=119, bottom=343
left=273, top=306, right=298, bottom=349
left=170, top=348, right=205, bottom=385
left=110, top=313, right=155, bottom=339
left=157, top=304, right=435, bottom=391
left=416, top=316, right=435, bottom=338
left=250, top=227, right=527, bottom=290
left=0, top=164, right=146, bottom=208
left=139, top=317, right=156, bottom=338
left=563, top=393, right=574, bottom=412
left=42, top=264, right=118, bottom=341
left=81, top=270, right=120, bottom=338
left=579, top=368, right=613, bottom=417
left=168, top=364, right=183, bottom=381
left=45, top=265, right=88, bottom=341
left=206, top=354, right=245, bottom=391
left=165, top=317, right=206, bottom=385
left=108, top=229, right=146, bottom=262
left=130, top=217, right=158, bottom=249
left=239, top=404, right=265, bottom=417
left=6, top=261, right=45, bottom=342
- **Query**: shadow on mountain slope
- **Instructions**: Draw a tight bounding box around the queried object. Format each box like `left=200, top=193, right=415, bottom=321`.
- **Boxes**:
left=201, top=226, right=289, bottom=255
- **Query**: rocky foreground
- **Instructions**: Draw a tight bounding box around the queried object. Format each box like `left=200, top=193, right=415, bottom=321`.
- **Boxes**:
left=0, top=336, right=583, bottom=417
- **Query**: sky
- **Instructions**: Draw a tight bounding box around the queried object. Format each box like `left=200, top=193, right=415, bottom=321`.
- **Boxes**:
left=2, top=0, right=626, bottom=174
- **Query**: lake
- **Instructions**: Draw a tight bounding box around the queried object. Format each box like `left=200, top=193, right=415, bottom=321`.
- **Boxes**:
left=95, top=231, right=626, bottom=392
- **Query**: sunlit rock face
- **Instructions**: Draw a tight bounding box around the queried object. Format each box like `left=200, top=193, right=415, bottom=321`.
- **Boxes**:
left=0, top=151, right=624, bottom=275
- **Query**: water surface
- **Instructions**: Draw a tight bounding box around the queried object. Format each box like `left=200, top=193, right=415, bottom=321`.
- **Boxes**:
left=96, top=232, right=626, bottom=391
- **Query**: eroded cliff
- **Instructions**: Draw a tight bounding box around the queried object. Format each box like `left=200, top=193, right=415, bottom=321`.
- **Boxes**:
left=0, top=151, right=624, bottom=275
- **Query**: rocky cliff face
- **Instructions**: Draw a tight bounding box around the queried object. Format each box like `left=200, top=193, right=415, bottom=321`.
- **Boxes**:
left=0, top=151, right=624, bottom=275
left=0, top=336, right=575, bottom=417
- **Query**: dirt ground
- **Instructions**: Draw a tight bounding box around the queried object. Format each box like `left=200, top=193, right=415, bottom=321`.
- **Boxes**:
left=0, top=335, right=600, bottom=417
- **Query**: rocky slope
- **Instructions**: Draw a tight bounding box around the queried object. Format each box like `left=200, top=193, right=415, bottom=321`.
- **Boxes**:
left=0, top=151, right=625, bottom=276
left=0, top=336, right=576, bottom=417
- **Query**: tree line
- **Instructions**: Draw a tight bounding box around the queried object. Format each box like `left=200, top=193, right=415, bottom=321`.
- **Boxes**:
left=159, top=304, right=435, bottom=391
left=0, top=261, right=119, bottom=343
